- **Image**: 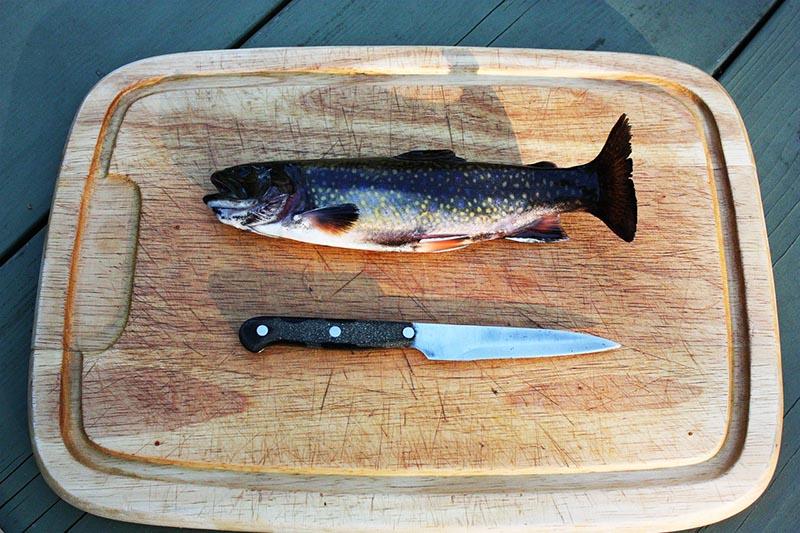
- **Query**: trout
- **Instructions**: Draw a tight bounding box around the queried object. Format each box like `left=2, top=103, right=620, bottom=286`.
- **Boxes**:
left=204, top=114, right=636, bottom=252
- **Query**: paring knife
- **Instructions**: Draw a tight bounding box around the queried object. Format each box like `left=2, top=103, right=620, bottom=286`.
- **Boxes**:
left=239, top=316, right=619, bottom=361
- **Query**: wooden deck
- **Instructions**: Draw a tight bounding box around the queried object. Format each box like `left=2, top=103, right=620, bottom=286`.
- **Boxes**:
left=0, top=0, right=796, bottom=530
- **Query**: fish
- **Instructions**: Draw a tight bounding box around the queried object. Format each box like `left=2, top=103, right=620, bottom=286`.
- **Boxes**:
left=203, top=114, right=636, bottom=252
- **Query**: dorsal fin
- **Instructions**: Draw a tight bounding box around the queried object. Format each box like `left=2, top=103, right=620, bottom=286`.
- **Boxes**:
left=527, top=161, right=558, bottom=169
left=393, top=150, right=466, bottom=163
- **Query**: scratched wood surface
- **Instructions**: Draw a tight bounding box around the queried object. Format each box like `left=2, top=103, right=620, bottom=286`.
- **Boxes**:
left=28, top=47, right=780, bottom=530
left=80, top=78, right=728, bottom=474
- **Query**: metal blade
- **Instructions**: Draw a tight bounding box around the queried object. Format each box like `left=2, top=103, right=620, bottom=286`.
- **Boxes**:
left=411, top=323, right=619, bottom=361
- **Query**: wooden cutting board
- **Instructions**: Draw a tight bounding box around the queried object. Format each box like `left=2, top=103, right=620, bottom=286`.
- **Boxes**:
left=30, top=47, right=781, bottom=531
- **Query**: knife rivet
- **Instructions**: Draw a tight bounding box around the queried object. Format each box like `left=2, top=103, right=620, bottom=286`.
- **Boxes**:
left=256, top=325, right=269, bottom=337
left=329, top=325, right=342, bottom=338
left=402, top=326, right=415, bottom=339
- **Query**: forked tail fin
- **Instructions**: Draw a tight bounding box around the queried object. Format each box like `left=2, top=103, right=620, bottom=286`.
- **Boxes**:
left=588, top=114, right=637, bottom=242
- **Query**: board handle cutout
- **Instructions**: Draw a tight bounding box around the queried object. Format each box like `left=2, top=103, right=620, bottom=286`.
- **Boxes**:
left=70, top=173, right=141, bottom=352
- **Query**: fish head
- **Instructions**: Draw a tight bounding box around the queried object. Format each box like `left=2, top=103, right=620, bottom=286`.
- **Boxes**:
left=203, top=163, right=297, bottom=231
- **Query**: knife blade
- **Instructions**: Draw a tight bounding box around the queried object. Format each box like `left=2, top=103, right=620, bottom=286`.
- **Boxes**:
left=239, top=316, right=619, bottom=361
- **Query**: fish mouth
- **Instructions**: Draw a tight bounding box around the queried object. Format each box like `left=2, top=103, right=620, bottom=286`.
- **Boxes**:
left=204, top=169, right=260, bottom=209
left=205, top=173, right=243, bottom=201
left=203, top=195, right=258, bottom=211
left=203, top=192, right=224, bottom=206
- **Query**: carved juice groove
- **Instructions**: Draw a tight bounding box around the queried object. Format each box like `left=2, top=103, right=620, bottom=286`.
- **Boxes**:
left=28, top=48, right=780, bottom=531
left=70, top=69, right=730, bottom=475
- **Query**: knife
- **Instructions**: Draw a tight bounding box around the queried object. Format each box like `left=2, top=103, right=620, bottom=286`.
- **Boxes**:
left=239, top=316, right=619, bottom=361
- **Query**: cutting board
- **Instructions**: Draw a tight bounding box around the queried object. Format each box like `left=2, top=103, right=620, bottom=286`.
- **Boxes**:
left=30, top=47, right=781, bottom=531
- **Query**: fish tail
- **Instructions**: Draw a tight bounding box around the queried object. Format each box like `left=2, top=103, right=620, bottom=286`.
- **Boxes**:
left=588, top=114, right=637, bottom=242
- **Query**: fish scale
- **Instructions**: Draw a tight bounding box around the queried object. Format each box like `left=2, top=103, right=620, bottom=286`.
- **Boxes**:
left=305, top=162, right=564, bottom=235
left=309, top=160, right=599, bottom=240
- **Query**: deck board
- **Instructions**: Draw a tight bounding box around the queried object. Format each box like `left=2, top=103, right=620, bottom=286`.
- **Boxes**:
left=243, top=0, right=508, bottom=46
left=246, top=0, right=775, bottom=72
left=25, top=499, right=86, bottom=533
left=604, top=0, right=777, bottom=73
left=0, top=471, right=81, bottom=533
left=0, top=0, right=792, bottom=531
left=0, top=232, right=44, bottom=484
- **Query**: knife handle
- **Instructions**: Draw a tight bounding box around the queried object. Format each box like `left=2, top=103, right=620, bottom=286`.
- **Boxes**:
left=239, top=316, right=416, bottom=353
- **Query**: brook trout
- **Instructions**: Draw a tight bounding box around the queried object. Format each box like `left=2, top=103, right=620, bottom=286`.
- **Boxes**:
left=204, top=114, right=636, bottom=252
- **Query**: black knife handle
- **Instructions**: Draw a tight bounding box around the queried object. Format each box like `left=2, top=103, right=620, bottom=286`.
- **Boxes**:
left=239, top=316, right=416, bottom=353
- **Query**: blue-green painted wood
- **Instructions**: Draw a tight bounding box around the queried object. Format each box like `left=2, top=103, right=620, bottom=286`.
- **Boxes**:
left=0, top=231, right=44, bottom=480
left=458, top=0, right=656, bottom=54
left=247, top=0, right=774, bottom=74
left=605, top=0, right=777, bottom=73
left=0, top=232, right=51, bottom=532
left=0, top=0, right=282, bottom=262
left=25, top=499, right=85, bottom=533
left=702, top=0, right=800, bottom=528
left=462, top=0, right=776, bottom=71
left=0, top=470, right=82, bottom=533
left=1, top=457, right=42, bottom=510
left=244, top=0, right=507, bottom=47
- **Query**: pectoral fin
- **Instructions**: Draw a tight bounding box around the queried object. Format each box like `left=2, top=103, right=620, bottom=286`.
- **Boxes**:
left=299, top=204, right=359, bottom=234
left=506, top=215, right=569, bottom=243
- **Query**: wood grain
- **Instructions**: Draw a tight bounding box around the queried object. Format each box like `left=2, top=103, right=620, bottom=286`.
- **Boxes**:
left=29, top=47, right=780, bottom=531
left=82, top=79, right=727, bottom=474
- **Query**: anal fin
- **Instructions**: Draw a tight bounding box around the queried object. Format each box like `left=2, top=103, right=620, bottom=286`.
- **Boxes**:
left=506, top=215, right=568, bottom=243
left=416, top=234, right=472, bottom=252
